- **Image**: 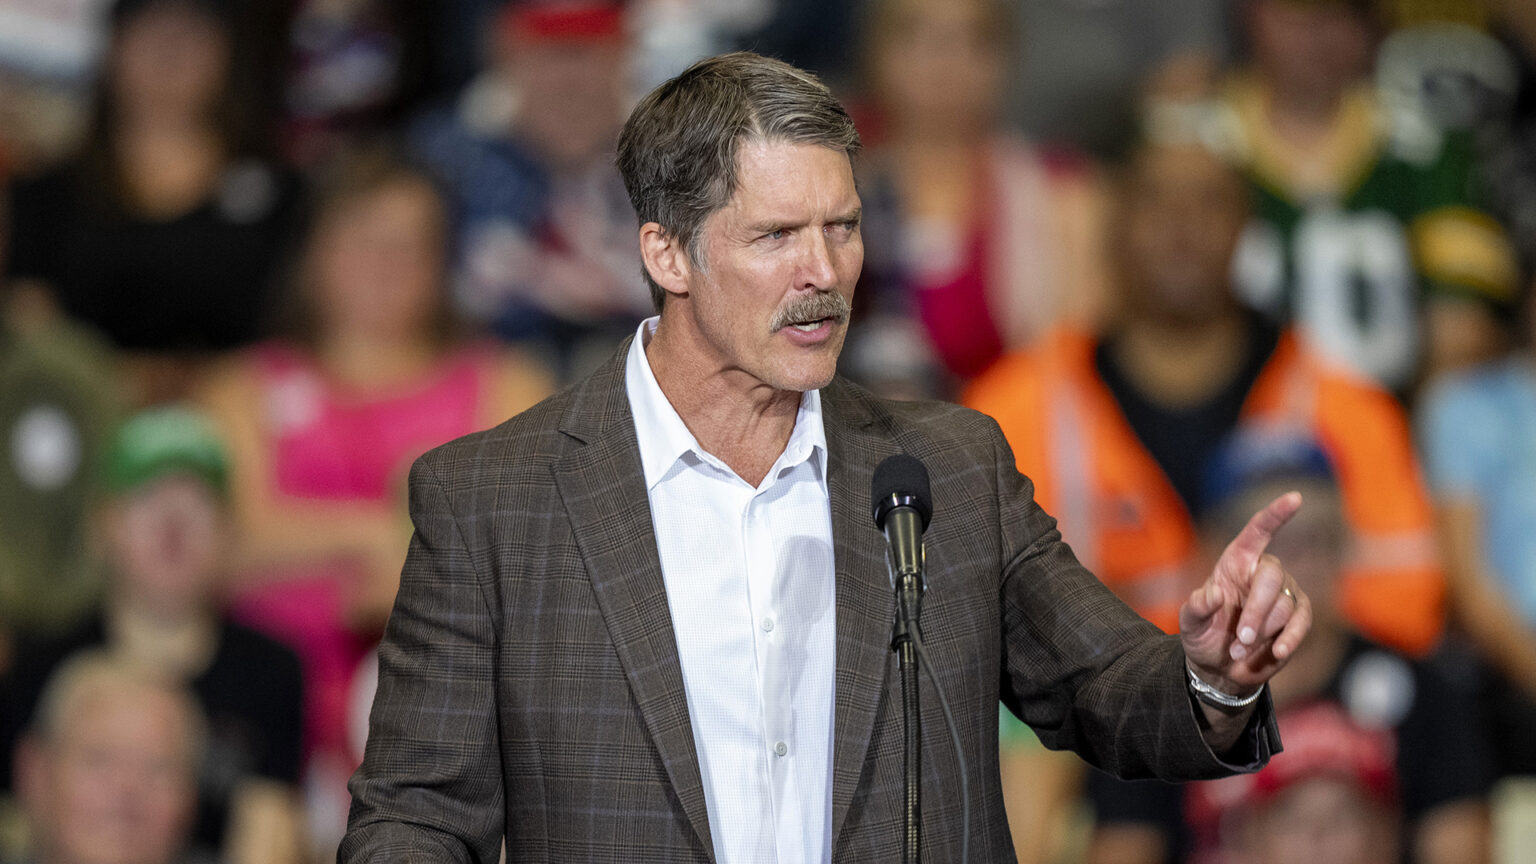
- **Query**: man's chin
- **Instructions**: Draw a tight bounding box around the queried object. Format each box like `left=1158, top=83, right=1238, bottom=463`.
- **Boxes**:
left=764, top=354, right=841, bottom=394
left=767, top=369, right=837, bottom=394
left=779, top=335, right=845, bottom=392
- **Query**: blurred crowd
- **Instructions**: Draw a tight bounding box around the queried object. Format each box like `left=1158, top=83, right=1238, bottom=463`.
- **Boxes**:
left=0, top=0, right=1534, bottom=862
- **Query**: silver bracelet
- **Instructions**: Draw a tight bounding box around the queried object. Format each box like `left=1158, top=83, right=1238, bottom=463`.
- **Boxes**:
left=1185, top=662, right=1264, bottom=709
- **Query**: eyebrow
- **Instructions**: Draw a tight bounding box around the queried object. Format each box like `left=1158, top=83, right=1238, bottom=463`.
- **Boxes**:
left=745, top=207, right=863, bottom=235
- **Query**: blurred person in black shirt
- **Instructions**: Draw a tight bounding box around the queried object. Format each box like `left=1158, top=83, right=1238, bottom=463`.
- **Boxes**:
left=3, top=0, right=301, bottom=406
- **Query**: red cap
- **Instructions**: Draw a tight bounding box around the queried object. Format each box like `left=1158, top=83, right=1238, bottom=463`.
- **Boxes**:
left=500, top=2, right=625, bottom=43
left=1187, top=700, right=1399, bottom=826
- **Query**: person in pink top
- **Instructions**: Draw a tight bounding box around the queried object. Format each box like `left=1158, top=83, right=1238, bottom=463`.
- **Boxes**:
left=843, top=0, right=1112, bottom=401
left=196, top=145, right=553, bottom=855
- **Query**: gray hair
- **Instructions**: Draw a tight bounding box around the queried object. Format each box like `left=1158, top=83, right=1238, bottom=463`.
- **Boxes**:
left=28, top=650, right=207, bottom=772
left=616, top=51, right=862, bottom=311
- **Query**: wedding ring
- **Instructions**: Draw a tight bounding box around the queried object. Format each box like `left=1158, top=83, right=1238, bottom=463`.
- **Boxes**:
left=1282, top=586, right=1297, bottom=608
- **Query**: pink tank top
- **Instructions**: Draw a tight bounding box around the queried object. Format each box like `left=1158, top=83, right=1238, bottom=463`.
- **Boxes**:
left=228, top=342, right=495, bottom=764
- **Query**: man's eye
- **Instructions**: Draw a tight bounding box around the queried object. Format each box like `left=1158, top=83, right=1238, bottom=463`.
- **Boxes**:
left=764, top=229, right=787, bottom=241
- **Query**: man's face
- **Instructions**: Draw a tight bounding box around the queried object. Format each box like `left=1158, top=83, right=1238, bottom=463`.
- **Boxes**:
left=312, top=179, right=446, bottom=343
left=1246, top=777, right=1398, bottom=864
left=505, top=37, right=626, bottom=171
left=875, top=0, right=1004, bottom=132
left=674, top=139, right=863, bottom=393
left=1117, top=143, right=1249, bottom=327
left=1250, top=0, right=1373, bottom=100
left=112, top=1, right=229, bottom=119
left=104, top=474, right=224, bottom=615
left=21, top=689, right=196, bottom=864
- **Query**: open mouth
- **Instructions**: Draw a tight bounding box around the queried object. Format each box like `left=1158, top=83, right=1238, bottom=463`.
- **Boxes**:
left=772, top=293, right=851, bottom=334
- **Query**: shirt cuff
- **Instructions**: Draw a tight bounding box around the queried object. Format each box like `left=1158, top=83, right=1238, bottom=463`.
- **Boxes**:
left=1188, top=684, right=1283, bottom=772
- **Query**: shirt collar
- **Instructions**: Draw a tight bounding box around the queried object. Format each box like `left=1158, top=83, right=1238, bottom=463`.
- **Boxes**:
left=624, top=316, right=828, bottom=492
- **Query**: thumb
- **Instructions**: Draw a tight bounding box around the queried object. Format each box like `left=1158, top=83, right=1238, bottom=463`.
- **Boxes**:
left=1179, top=580, right=1225, bottom=635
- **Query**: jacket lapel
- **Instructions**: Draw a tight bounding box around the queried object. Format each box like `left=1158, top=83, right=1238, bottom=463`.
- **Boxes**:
left=550, top=350, right=901, bottom=856
left=821, top=379, right=901, bottom=848
left=550, top=339, right=715, bottom=860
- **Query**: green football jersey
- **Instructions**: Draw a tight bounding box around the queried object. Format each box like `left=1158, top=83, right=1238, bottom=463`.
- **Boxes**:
left=1227, top=82, right=1516, bottom=392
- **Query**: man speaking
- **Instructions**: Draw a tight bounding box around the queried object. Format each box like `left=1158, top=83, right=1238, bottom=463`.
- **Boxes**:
left=341, top=53, right=1310, bottom=863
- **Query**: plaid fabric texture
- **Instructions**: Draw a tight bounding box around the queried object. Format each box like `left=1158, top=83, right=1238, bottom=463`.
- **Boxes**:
left=341, top=338, right=1278, bottom=863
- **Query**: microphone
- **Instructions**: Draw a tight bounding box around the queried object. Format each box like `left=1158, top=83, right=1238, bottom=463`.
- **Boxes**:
left=872, top=453, right=968, bottom=864
left=871, top=454, right=932, bottom=587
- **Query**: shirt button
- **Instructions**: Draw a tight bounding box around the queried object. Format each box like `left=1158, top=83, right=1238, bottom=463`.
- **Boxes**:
left=774, top=741, right=788, bottom=757
left=761, top=617, right=775, bottom=633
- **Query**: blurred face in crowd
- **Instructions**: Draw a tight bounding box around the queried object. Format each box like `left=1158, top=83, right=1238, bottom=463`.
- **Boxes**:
left=110, top=1, right=230, bottom=121
left=1249, top=0, right=1374, bottom=103
left=664, top=139, right=863, bottom=393
left=1242, top=777, right=1399, bottom=864
left=871, top=0, right=1007, bottom=136
left=1115, top=142, right=1249, bottom=327
left=502, top=34, right=627, bottom=172
left=310, top=177, right=448, bottom=345
left=17, top=683, right=197, bottom=864
left=103, top=474, right=225, bottom=618
left=1208, top=478, right=1346, bottom=630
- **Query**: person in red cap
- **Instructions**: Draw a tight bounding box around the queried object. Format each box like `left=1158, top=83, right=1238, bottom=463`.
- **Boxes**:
left=1188, top=700, right=1402, bottom=864
left=411, top=1, right=652, bottom=381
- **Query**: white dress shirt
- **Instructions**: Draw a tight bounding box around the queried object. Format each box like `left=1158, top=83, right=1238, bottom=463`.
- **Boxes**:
left=624, top=318, right=838, bottom=864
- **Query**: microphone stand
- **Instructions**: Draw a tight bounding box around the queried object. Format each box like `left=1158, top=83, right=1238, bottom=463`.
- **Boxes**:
left=889, top=562, right=924, bottom=864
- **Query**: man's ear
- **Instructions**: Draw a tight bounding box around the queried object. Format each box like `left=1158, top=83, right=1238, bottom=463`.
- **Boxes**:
left=638, top=222, right=693, bottom=302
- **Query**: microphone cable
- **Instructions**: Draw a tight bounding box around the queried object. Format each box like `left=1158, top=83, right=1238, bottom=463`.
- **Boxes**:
left=908, top=630, right=969, bottom=864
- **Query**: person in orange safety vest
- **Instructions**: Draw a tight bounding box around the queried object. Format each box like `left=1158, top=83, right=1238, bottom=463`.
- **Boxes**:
left=964, top=130, right=1444, bottom=656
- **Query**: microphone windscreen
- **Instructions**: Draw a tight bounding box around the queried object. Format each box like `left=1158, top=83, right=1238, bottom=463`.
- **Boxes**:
left=872, top=453, right=933, bottom=531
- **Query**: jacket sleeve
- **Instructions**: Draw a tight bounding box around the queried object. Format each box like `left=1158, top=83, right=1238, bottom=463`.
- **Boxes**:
left=340, top=454, right=505, bottom=864
left=988, top=417, right=1280, bottom=781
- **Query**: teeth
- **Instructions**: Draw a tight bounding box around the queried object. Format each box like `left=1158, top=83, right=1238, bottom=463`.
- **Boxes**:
left=791, top=320, right=823, bottom=331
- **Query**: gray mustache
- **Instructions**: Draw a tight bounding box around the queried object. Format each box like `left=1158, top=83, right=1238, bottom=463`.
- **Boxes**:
left=770, top=292, right=851, bottom=332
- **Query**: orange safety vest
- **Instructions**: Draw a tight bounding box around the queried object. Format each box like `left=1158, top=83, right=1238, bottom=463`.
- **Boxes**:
left=964, top=326, right=1444, bottom=656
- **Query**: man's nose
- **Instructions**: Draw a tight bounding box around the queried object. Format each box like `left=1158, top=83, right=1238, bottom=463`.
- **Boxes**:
left=799, top=230, right=839, bottom=290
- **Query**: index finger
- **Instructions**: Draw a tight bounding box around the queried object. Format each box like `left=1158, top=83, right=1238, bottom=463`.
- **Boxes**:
left=1224, top=491, right=1303, bottom=572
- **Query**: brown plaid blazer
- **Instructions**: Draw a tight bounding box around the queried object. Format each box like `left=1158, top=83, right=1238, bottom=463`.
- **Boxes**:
left=341, top=338, right=1278, bottom=863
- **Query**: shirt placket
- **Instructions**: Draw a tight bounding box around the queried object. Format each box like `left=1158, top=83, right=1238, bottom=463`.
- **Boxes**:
left=744, top=471, right=796, bottom=863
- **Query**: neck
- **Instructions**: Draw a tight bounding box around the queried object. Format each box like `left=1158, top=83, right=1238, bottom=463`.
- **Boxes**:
left=108, top=594, right=218, bottom=679
left=317, top=331, right=441, bottom=391
left=1263, top=79, right=1348, bottom=142
left=117, top=107, right=212, bottom=142
left=645, top=315, right=804, bottom=487
left=1111, top=309, right=1249, bottom=407
left=112, top=118, right=223, bottom=217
